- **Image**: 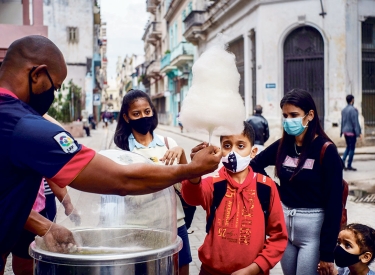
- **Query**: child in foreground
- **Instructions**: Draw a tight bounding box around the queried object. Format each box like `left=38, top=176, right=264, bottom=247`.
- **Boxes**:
left=319, top=223, right=375, bottom=275
left=181, top=122, right=287, bottom=275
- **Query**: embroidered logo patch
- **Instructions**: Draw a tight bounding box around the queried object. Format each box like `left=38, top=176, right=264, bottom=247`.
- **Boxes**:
left=54, top=132, right=78, bottom=153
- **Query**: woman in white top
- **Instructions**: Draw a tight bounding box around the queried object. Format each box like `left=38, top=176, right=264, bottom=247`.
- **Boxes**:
left=113, top=89, right=192, bottom=275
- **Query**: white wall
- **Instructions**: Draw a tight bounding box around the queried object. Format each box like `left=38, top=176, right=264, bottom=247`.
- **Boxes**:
left=43, top=0, right=93, bottom=64
left=0, top=2, right=23, bottom=25
left=196, top=0, right=375, bottom=144
left=43, top=0, right=94, bottom=101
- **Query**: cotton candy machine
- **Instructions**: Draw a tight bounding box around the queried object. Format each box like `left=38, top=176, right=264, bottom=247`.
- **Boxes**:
left=29, top=150, right=181, bottom=275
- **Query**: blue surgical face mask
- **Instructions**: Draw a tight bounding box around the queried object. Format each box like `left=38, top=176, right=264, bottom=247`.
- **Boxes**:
left=283, top=115, right=308, bottom=136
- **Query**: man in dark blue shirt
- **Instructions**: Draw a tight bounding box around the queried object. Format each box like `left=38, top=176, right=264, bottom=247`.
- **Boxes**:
left=0, top=35, right=221, bottom=272
left=340, top=95, right=362, bottom=171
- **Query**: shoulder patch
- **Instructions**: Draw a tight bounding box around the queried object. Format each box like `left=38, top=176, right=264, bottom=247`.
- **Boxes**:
left=53, top=132, right=78, bottom=154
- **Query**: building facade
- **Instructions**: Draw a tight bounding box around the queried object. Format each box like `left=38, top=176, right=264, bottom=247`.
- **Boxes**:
left=183, top=0, right=375, bottom=145
left=143, top=0, right=198, bottom=126
left=0, top=0, right=48, bottom=62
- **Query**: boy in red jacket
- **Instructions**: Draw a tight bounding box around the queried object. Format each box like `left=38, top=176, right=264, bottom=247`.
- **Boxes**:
left=182, top=122, right=287, bottom=275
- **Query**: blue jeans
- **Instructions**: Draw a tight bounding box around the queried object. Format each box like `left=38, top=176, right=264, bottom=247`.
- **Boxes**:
left=178, top=224, right=192, bottom=267
left=342, top=135, right=357, bottom=168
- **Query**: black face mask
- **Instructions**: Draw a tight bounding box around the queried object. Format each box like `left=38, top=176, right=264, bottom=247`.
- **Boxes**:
left=128, top=116, right=153, bottom=135
left=334, top=245, right=364, bottom=267
left=28, top=66, right=56, bottom=115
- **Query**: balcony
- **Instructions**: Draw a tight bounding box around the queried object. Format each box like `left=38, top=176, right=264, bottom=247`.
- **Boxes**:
left=183, top=11, right=206, bottom=45
left=160, top=53, right=177, bottom=74
left=142, top=22, right=162, bottom=46
left=146, top=0, right=157, bottom=14
left=146, top=60, right=161, bottom=78
left=170, top=42, right=194, bottom=68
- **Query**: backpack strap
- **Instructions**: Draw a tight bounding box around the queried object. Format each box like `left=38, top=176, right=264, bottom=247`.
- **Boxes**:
left=256, top=174, right=272, bottom=230
left=320, top=141, right=333, bottom=165
left=206, top=179, right=227, bottom=234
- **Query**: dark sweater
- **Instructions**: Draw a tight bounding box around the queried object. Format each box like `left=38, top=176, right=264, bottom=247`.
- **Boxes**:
left=250, top=136, right=343, bottom=262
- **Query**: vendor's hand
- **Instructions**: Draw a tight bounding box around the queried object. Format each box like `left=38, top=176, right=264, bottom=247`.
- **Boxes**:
left=189, top=145, right=221, bottom=176
left=63, top=202, right=81, bottom=226
left=160, top=146, right=185, bottom=165
left=67, top=208, right=81, bottom=226
left=42, top=223, right=79, bottom=253
left=317, top=261, right=336, bottom=275
left=190, top=142, right=209, bottom=160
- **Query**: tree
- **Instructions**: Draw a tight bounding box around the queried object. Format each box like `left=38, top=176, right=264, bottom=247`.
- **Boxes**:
left=48, top=80, right=82, bottom=122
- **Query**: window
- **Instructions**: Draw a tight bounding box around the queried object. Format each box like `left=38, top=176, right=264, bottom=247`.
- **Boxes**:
left=67, top=27, right=79, bottom=43
left=188, top=1, right=193, bottom=14
left=182, top=10, right=186, bottom=20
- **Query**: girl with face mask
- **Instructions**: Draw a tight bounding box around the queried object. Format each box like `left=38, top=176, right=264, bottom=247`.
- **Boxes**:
left=324, top=223, right=375, bottom=275
left=250, top=89, right=344, bottom=275
left=113, top=89, right=192, bottom=275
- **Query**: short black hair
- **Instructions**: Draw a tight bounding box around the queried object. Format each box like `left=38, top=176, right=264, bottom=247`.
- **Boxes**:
left=346, top=94, right=354, bottom=104
left=220, top=121, right=255, bottom=146
left=254, top=105, right=263, bottom=114
left=345, top=223, right=375, bottom=264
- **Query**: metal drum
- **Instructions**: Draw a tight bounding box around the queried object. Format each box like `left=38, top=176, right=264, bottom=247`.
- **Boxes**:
left=29, top=228, right=182, bottom=275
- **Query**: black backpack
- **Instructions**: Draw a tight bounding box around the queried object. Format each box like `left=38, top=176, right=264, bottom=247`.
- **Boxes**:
left=206, top=174, right=272, bottom=234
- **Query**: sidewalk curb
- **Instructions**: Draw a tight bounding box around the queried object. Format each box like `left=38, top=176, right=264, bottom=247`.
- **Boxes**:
left=157, top=125, right=210, bottom=143
left=158, top=125, right=375, bottom=155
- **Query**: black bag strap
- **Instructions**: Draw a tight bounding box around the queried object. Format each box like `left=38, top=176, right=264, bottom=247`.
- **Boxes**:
left=206, top=177, right=271, bottom=234
left=257, top=180, right=271, bottom=230
left=206, top=180, right=227, bottom=233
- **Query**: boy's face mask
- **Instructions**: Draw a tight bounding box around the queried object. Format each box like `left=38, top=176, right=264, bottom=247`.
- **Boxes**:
left=333, top=245, right=364, bottom=267
left=221, top=151, right=251, bottom=173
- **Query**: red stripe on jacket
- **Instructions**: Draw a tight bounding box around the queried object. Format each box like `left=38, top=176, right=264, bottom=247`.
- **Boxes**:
left=49, top=145, right=95, bottom=187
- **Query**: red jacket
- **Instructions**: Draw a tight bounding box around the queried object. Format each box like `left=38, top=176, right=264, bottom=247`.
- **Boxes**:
left=182, top=167, right=287, bottom=275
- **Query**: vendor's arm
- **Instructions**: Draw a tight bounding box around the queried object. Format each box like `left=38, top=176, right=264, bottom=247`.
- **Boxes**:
left=71, top=151, right=219, bottom=195
left=47, top=180, right=80, bottom=224
left=11, top=116, right=221, bottom=196
left=25, top=210, right=76, bottom=253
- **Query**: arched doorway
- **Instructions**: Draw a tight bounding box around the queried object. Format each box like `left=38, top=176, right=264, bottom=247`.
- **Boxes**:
left=284, top=26, right=325, bottom=126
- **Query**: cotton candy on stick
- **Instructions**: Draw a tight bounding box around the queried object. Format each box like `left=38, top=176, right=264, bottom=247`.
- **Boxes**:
left=179, top=43, right=245, bottom=144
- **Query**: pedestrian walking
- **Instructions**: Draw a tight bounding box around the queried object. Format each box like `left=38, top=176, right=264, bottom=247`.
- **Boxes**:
left=246, top=104, right=269, bottom=153
left=113, top=90, right=192, bottom=275
left=341, top=95, right=362, bottom=171
left=251, top=89, right=343, bottom=275
left=0, top=35, right=221, bottom=273
left=177, top=112, right=183, bottom=133
left=182, top=122, right=287, bottom=275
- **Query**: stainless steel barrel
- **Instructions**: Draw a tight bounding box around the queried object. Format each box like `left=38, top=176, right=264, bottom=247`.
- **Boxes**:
left=29, top=228, right=182, bottom=275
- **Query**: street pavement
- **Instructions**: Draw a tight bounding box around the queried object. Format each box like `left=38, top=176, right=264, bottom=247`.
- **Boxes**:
left=5, top=122, right=375, bottom=274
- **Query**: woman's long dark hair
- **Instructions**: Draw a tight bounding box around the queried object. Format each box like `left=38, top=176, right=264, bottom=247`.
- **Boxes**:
left=114, top=89, right=158, bottom=151
left=275, top=89, right=332, bottom=179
